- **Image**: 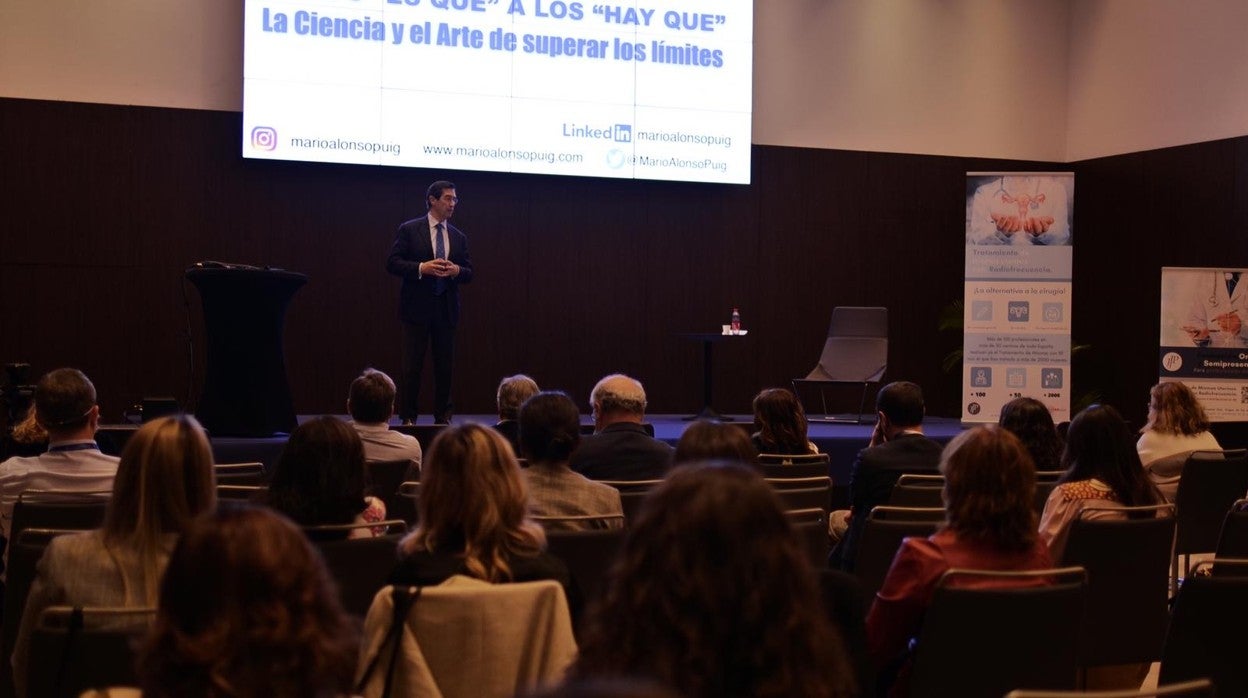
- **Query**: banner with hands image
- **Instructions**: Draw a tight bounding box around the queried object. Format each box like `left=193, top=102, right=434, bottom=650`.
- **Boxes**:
left=962, top=173, right=1074, bottom=424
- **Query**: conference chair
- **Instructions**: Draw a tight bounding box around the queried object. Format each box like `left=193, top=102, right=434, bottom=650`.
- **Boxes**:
left=25, top=606, right=155, bottom=698
left=363, top=458, right=412, bottom=518
left=887, top=474, right=945, bottom=508
left=772, top=481, right=832, bottom=515
left=786, top=507, right=831, bottom=569
left=1159, top=558, right=1248, bottom=696
left=758, top=452, right=831, bottom=467
left=8, top=491, right=109, bottom=553
left=1, top=528, right=78, bottom=674
left=395, top=481, right=420, bottom=526
left=545, top=527, right=628, bottom=610
left=356, top=578, right=576, bottom=697
left=213, top=461, right=266, bottom=485
left=791, top=306, right=888, bottom=423
left=760, top=458, right=830, bottom=479
left=597, top=480, right=662, bottom=525
left=1035, top=470, right=1063, bottom=513
left=215, top=484, right=266, bottom=501
left=1170, top=449, right=1248, bottom=587
left=1057, top=504, right=1175, bottom=670
left=906, top=567, right=1087, bottom=698
left=1004, top=678, right=1214, bottom=698
left=849, top=506, right=943, bottom=593
left=530, top=513, right=625, bottom=532
left=301, top=518, right=406, bottom=543
left=1213, top=498, right=1248, bottom=558
left=310, top=529, right=405, bottom=618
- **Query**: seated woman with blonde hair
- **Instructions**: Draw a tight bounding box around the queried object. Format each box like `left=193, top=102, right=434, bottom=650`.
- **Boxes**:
left=13, top=415, right=217, bottom=695
left=1137, top=382, right=1219, bottom=465
left=388, top=424, right=575, bottom=603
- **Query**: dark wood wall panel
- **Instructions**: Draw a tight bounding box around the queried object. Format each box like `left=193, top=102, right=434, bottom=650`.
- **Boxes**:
left=3, top=97, right=1244, bottom=429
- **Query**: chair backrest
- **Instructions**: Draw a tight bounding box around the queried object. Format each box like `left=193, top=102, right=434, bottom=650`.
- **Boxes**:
left=531, top=514, right=625, bottom=531
left=810, top=307, right=888, bottom=382
left=907, top=567, right=1087, bottom=698
left=1173, top=449, right=1248, bottom=557
left=363, top=459, right=412, bottom=516
left=758, top=453, right=830, bottom=468
left=1004, top=678, right=1215, bottom=698
left=10, top=491, right=109, bottom=548
left=759, top=460, right=830, bottom=478
left=213, top=461, right=266, bottom=485
left=850, top=507, right=941, bottom=594
left=26, top=605, right=155, bottom=698
left=2, top=528, right=79, bottom=659
left=1147, top=451, right=1193, bottom=502
left=764, top=475, right=832, bottom=490
left=773, top=484, right=832, bottom=514
left=785, top=508, right=830, bottom=570
left=356, top=577, right=576, bottom=698
left=395, top=480, right=421, bottom=526
left=594, top=479, right=663, bottom=492
left=1160, top=558, right=1248, bottom=695
left=313, top=532, right=403, bottom=618
left=302, top=519, right=406, bottom=543
left=617, top=489, right=649, bottom=525
left=1058, top=504, right=1175, bottom=666
left=545, top=527, right=628, bottom=609
left=888, top=474, right=943, bottom=506
left=215, top=484, right=266, bottom=501
left=1214, top=498, right=1248, bottom=558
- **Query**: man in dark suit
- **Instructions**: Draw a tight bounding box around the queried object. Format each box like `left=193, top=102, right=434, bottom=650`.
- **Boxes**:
left=830, top=381, right=944, bottom=570
left=570, top=374, right=673, bottom=481
left=387, top=180, right=474, bottom=425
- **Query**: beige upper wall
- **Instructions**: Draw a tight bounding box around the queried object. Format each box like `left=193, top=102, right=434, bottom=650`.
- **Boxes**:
left=1065, top=0, right=1248, bottom=161
left=1, top=1, right=1243, bottom=162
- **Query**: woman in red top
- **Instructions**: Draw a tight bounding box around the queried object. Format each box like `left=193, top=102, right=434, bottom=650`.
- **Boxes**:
left=866, top=425, right=1053, bottom=696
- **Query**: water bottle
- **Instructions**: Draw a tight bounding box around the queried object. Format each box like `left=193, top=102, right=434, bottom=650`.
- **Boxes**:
left=731, top=307, right=741, bottom=334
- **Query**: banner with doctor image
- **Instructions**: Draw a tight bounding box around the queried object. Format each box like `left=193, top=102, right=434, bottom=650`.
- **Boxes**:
left=962, top=172, right=1074, bottom=424
left=1158, top=266, right=1248, bottom=422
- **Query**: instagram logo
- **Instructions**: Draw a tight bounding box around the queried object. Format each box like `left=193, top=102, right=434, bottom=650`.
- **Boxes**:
left=251, top=126, right=278, bottom=151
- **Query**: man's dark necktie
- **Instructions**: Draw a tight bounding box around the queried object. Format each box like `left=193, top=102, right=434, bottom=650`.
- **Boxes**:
left=1227, top=272, right=1240, bottom=299
left=434, top=223, right=447, bottom=296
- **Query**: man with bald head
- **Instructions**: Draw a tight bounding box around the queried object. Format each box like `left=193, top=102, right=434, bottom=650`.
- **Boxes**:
left=569, top=373, right=673, bottom=481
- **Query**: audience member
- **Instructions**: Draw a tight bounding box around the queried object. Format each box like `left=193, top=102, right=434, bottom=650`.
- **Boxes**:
left=495, top=374, right=541, bottom=454
left=1, top=405, right=47, bottom=460
left=347, top=368, right=422, bottom=479
left=519, top=392, right=623, bottom=531
left=998, top=396, right=1064, bottom=472
left=0, top=368, right=119, bottom=542
left=12, top=415, right=217, bottom=696
left=673, top=420, right=757, bottom=467
left=829, top=381, right=942, bottom=569
left=388, top=424, right=577, bottom=606
left=750, top=388, right=818, bottom=455
left=867, top=425, right=1052, bottom=697
left=1136, top=381, right=1220, bottom=468
left=1040, top=404, right=1167, bottom=558
left=570, top=374, right=672, bottom=481
left=571, top=462, right=856, bottom=698
left=136, top=506, right=358, bottom=698
left=265, top=416, right=386, bottom=539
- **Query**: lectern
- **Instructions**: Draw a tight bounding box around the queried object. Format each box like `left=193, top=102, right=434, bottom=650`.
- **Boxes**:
left=186, top=266, right=307, bottom=437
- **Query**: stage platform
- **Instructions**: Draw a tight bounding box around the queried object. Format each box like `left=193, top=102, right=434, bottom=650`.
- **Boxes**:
left=96, top=415, right=967, bottom=501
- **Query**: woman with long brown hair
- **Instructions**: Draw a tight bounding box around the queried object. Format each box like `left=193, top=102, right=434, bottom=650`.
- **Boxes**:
left=750, top=388, right=818, bottom=456
left=571, top=461, right=856, bottom=698
left=388, top=424, right=573, bottom=597
left=137, top=505, right=358, bottom=697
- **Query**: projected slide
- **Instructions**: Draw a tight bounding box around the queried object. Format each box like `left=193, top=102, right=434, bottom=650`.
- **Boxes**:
left=243, top=0, right=753, bottom=184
